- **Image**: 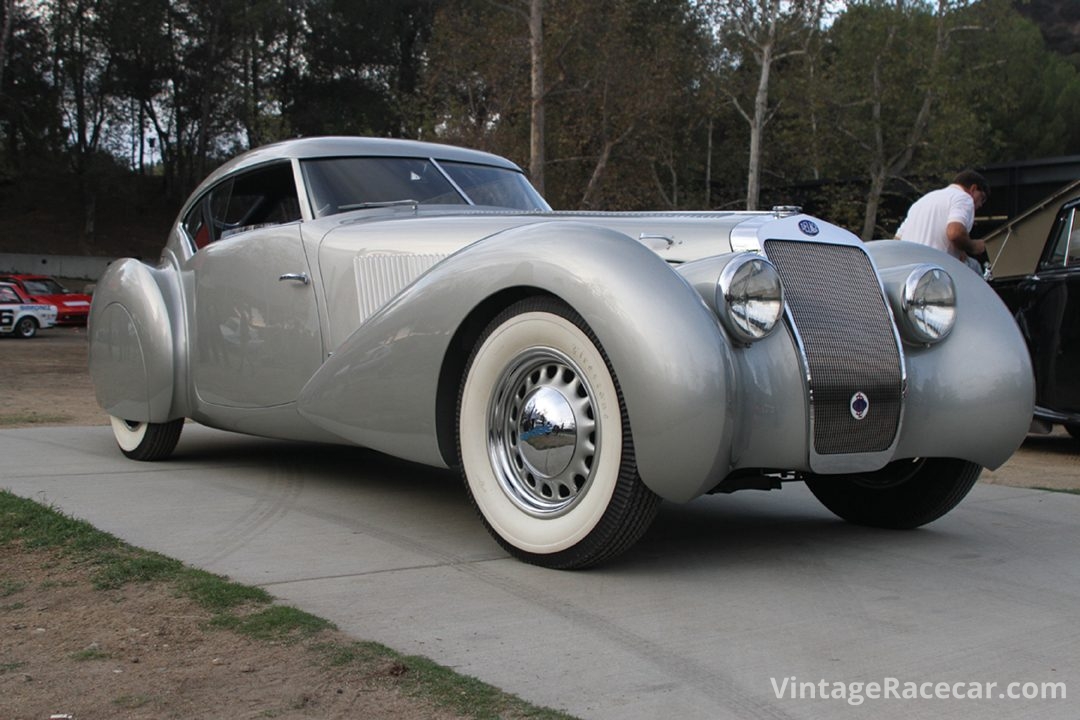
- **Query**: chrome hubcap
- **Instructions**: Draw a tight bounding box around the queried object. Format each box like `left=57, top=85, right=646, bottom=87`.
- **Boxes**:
left=518, top=386, right=578, bottom=477
left=487, top=348, right=598, bottom=517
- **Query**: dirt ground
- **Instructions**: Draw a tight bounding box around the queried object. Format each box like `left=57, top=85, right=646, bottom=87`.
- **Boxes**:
left=1, top=328, right=1078, bottom=720
left=0, top=330, right=503, bottom=720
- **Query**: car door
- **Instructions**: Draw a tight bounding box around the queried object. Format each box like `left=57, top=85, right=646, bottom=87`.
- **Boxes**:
left=186, top=162, right=323, bottom=408
left=1004, top=198, right=1080, bottom=416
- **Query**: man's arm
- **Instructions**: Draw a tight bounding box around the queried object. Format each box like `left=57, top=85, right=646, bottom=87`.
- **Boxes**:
left=946, top=221, right=985, bottom=257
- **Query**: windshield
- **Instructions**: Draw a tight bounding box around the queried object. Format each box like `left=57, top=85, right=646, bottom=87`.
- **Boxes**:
left=300, top=156, right=549, bottom=218
left=21, top=278, right=66, bottom=294
left=439, top=161, right=549, bottom=211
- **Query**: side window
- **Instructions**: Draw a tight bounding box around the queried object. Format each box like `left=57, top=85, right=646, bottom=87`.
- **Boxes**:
left=1041, top=206, right=1080, bottom=270
left=0, top=286, right=19, bottom=303
left=183, top=201, right=210, bottom=250
left=186, top=162, right=301, bottom=250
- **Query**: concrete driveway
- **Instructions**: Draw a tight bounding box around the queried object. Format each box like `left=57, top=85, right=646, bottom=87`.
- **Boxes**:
left=2, top=424, right=1078, bottom=720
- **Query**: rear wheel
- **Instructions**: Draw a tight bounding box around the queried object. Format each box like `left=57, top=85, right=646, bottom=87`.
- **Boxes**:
left=1065, top=424, right=1080, bottom=442
left=457, top=297, right=660, bottom=569
left=14, top=317, right=37, bottom=338
left=109, top=416, right=184, bottom=461
left=804, top=458, right=982, bottom=529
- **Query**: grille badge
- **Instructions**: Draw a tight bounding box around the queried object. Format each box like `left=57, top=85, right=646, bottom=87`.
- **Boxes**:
left=850, top=392, right=869, bottom=420
left=798, top=219, right=820, bottom=236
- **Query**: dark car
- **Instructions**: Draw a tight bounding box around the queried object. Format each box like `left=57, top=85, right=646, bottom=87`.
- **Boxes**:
left=0, top=274, right=92, bottom=325
left=990, top=194, right=1080, bottom=439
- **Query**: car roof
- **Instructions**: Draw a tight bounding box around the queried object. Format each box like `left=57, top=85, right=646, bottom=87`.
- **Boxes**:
left=189, top=136, right=525, bottom=205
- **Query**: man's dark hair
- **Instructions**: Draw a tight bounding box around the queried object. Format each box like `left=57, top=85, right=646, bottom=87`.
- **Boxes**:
left=953, top=169, right=990, bottom=197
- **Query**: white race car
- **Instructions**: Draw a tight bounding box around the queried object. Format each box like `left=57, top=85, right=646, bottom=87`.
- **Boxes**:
left=0, top=282, right=57, bottom=338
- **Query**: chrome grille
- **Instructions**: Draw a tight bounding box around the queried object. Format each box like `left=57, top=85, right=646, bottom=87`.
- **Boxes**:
left=763, top=240, right=902, bottom=455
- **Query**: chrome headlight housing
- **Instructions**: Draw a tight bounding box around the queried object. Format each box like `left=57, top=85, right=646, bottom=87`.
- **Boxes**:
left=717, top=255, right=785, bottom=343
left=901, top=264, right=956, bottom=344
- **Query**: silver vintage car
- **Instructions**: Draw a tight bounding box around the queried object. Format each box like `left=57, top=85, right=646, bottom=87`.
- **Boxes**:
left=89, top=137, right=1035, bottom=568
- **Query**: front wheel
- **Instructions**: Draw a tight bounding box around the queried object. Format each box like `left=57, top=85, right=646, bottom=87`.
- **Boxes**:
left=1065, top=424, right=1080, bottom=442
left=14, top=317, right=37, bottom=338
left=804, top=458, right=982, bottom=529
left=109, top=416, right=184, bottom=461
left=457, top=297, right=660, bottom=569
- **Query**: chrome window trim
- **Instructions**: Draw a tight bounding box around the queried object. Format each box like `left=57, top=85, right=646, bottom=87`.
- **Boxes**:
left=430, top=158, right=477, bottom=207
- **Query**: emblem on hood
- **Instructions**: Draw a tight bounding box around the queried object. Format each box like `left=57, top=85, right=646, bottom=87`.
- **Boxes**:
left=798, top=219, right=820, bottom=236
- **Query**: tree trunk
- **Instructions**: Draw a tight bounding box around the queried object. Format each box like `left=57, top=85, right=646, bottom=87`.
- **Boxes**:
left=581, top=140, right=614, bottom=208
left=862, top=170, right=886, bottom=240
left=0, top=0, right=13, bottom=91
left=746, top=37, right=774, bottom=211
left=528, top=0, right=545, bottom=194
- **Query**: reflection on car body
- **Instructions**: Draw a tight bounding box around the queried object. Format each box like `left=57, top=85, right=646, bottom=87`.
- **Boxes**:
left=88, top=136, right=1036, bottom=568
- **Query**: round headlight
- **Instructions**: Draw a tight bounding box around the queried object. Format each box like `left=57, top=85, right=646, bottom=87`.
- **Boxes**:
left=902, top=265, right=956, bottom=344
left=717, top=255, right=784, bottom=343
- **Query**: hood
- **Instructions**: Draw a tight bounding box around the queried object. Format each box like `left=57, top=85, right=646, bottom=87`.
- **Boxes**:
left=312, top=205, right=781, bottom=263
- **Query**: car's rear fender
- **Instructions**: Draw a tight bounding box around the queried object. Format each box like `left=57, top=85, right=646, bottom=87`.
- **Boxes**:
left=88, top=258, right=180, bottom=423
left=298, top=222, right=737, bottom=502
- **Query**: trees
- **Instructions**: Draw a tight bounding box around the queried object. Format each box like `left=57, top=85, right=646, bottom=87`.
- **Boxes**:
left=1, top=0, right=1079, bottom=251
left=705, top=0, right=826, bottom=210
left=421, top=0, right=712, bottom=209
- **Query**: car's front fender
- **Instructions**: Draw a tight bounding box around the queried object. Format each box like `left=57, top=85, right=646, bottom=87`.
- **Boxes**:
left=298, top=222, right=736, bottom=501
left=866, top=240, right=1035, bottom=470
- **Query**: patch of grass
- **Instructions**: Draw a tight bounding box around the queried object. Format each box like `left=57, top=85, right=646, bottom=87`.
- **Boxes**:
left=71, top=648, right=111, bottom=661
left=0, top=579, right=26, bottom=598
left=0, top=661, right=29, bottom=674
left=113, top=694, right=152, bottom=709
left=211, top=605, right=333, bottom=641
left=93, top=552, right=186, bottom=591
left=92, top=550, right=185, bottom=590
left=0, top=490, right=120, bottom=554
left=179, top=569, right=272, bottom=611
left=1, top=602, right=27, bottom=611
left=38, top=579, right=78, bottom=590
left=313, top=639, right=387, bottom=668
left=312, top=640, right=577, bottom=720
left=395, top=650, right=577, bottom=720
left=0, top=412, right=71, bottom=426
left=1034, top=486, right=1080, bottom=495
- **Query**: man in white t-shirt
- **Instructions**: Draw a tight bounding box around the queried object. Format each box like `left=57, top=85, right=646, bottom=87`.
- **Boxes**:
left=895, top=170, right=990, bottom=272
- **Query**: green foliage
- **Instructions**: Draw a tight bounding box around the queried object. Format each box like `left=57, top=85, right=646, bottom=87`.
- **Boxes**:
left=178, top=569, right=273, bottom=611
left=210, top=605, right=334, bottom=641
left=1, top=0, right=1078, bottom=242
left=0, top=579, right=26, bottom=598
left=91, top=551, right=185, bottom=590
left=70, top=647, right=112, bottom=661
left=0, top=490, right=121, bottom=553
left=311, top=639, right=579, bottom=719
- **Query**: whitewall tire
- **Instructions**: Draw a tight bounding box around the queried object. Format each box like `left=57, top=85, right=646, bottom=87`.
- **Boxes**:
left=109, top=416, right=184, bottom=461
left=458, top=297, right=659, bottom=569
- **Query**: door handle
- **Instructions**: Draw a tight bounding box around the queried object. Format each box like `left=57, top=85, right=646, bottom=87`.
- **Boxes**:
left=278, top=272, right=310, bottom=285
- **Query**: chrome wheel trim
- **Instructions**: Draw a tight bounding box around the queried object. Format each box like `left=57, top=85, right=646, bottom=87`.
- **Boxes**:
left=110, top=415, right=148, bottom=452
left=487, top=347, right=598, bottom=518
